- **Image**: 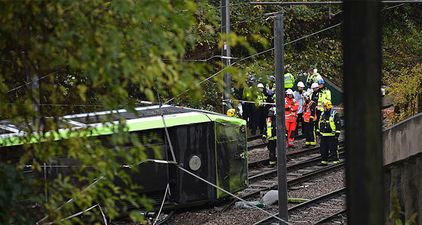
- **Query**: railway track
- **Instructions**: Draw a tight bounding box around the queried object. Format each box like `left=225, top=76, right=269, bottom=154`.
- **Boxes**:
left=253, top=188, right=346, bottom=225
left=313, top=208, right=347, bottom=224
left=247, top=134, right=305, bottom=151
left=239, top=160, right=344, bottom=201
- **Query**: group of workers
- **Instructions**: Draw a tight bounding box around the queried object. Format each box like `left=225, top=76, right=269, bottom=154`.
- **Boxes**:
left=234, top=67, right=341, bottom=166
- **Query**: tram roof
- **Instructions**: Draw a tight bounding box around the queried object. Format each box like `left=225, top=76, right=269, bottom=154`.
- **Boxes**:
left=0, top=105, right=245, bottom=147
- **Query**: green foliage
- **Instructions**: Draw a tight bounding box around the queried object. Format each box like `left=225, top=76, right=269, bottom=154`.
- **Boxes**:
left=386, top=63, right=422, bottom=123
left=0, top=0, right=214, bottom=224
left=388, top=190, right=417, bottom=225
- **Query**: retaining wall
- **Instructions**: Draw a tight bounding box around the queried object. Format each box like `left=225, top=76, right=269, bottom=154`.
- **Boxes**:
left=383, top=113, right=422, bottom=224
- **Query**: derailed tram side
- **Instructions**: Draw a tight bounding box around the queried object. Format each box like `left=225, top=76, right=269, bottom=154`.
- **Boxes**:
left=0, top=105, right=248, bottom=209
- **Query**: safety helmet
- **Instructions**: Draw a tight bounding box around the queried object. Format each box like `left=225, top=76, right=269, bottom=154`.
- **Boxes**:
left=313, top=68, right=318, bottom=74
left=269, top=75, right=276, bottom=82
left=311, top=83, right=319, bottom=89
left=297, top=81, right=305, bottom=88
left=226, top=108, right=236, bottom=117
left=257, top=83, right=264, bottom=88
left=317, top=79, right=325, bottom=85
left=323, top=100, right=332, bottom=109
left=286, top=89, right=294, bottom=95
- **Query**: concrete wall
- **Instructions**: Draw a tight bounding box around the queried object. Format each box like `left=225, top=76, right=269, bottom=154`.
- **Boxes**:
left=383, top=112, right=422, bottom=166
left=383, top=113, right=422, bottom=224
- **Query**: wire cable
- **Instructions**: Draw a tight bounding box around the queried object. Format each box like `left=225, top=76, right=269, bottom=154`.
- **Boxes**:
left=152, top=184, right=170, bottom=225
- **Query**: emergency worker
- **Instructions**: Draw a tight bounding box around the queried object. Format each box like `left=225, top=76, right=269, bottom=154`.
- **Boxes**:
left=284, top=66, right=295, bottom=89
left=285, top=89, right=299, bottom=147
left=294, top=82, right=305, bottom=136
left=306, top=68, right=322, bottom=88
left=265, top=75, right=276, bottom=103
left=242, top=76, right=256, bottom=129
left=310, top=82, right=320, bottom=132
left=265, top=107, right=277, bottom=166
left=251, top=83, right=267, bottom=135
left=316, top=79, right=332, bottom=128
left=302, top=92, right=317, bottom=147
left=317, top=100, right=341, bottom=165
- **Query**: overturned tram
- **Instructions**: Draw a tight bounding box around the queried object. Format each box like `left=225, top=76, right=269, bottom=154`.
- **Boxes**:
left=0, top=105, right=248, bottom=208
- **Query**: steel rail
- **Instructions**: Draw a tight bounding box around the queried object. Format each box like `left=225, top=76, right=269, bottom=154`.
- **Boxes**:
left=241, top=162, right=344, bottom=200
left=312, top=209, right=346, bottom=224
left=248, top=141, right=344, bottom=167
left=253, top=188, right=346, bottom=225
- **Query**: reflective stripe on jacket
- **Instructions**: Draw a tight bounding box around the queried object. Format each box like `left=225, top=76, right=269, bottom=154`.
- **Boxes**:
left=256, top=92, right=266, bottom=106
left=318, top=109, right=341, bottom=136
left=285, top=97, right=298, bottom=122
left=266, top=117, right=277, bottom=140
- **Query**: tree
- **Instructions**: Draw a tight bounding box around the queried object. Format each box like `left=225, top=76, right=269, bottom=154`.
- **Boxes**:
left=0, top=0, right=210, bottom=224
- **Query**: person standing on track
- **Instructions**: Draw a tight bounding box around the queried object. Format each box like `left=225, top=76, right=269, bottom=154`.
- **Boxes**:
left=294, top=81, right=305, bottom=137
left=285, top=89, right=299, bottom=148
left=302, top=91, right=317, bottom=147
left=252, top=83, right=267, bottom=135
left=265, top=107, right=277, bottom=166
left=316, top=78, right=332, bottom=128
left=310, top=82, right=320, bottom=133
left=317, top=100, right=341, bottom=165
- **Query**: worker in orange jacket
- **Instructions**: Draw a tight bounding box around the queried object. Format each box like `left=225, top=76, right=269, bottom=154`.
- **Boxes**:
left=285, top=89, right=299, bottom=147
left=302, top=91, right=317, bottom=147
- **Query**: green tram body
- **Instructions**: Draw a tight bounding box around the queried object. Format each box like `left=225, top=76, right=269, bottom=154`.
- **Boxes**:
left=0, top=105, right=248, bottom=208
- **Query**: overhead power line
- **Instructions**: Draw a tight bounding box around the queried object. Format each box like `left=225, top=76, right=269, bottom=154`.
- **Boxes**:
left=249, top=0, right=422, bottom=6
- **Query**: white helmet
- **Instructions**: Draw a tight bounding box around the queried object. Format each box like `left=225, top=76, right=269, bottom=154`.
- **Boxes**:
left=286, top=89, right=294, bottom=95
left=257, top=83, right=264, bottom=88
left=311, top=83, right=319, bottom=89
left=297, top=81, right=305, bottom=88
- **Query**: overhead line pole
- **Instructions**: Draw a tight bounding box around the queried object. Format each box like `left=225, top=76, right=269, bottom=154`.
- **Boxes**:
left=274, top=12, right=289, bottom=224
left=221, top=0, right=232, bottom=113
left=343, top=1, right=384, bottom=225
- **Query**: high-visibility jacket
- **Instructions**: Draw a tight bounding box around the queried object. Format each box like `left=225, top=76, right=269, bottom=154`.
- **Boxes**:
left=285, top=97, right=298, bottom=122
left=303, top=100, right=316, bottom=123
left=284, top=73, right=295, bottom=89
left=317, top=109, right=341, bottom=136
left=306, top=73, right=322, bottom=86
left=316, top=88, right=332, bottom=111
left=266, top=115, right=277, bottom=140
left=242, top=86, right=254, bottom=101
left=256, top=92, right=266, bottom=106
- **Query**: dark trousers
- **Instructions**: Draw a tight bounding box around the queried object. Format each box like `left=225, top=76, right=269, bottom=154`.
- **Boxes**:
left=295, top=113, right=303, bottom=136
left=251, top=106, right=266, bottom=135
left=319, top=136, right=339, bottom=161
left=267, top=139, right=277, bottom=161
left=244, top=103, right=256, bottom=132
left=303, top=121, right=316, bottom=144
left=315, top=110, right=322, bottom=133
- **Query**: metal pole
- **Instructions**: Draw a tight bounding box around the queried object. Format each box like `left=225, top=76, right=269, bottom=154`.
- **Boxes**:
left=343, top=1, right=384, bottom=225
left=274, top=12, right=289, bottom=224
left=222, top=0, right=231, bottom=113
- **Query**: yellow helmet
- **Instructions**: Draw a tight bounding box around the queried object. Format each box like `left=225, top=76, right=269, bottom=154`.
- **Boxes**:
left=323, top=100, right=332, bottom=109
left=226, top=108, right=236, bottom=117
